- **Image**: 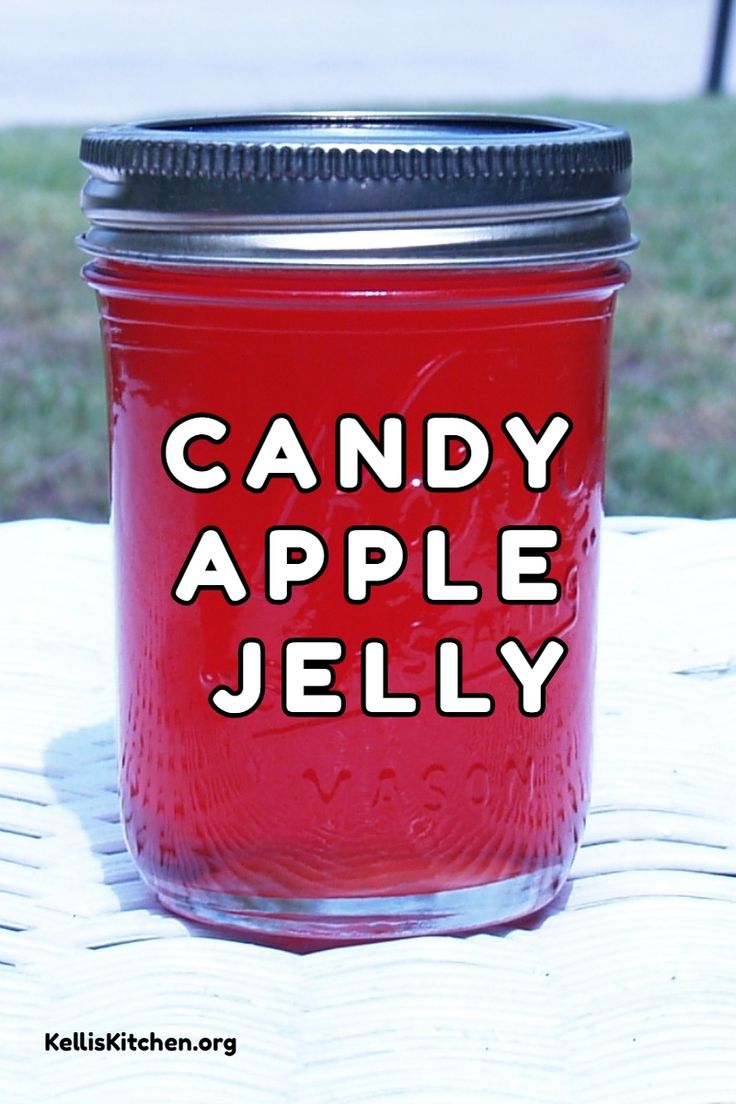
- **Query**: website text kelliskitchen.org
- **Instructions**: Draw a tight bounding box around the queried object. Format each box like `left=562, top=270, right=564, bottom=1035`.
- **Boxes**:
left=45, top=1031, right=236, bottom=1057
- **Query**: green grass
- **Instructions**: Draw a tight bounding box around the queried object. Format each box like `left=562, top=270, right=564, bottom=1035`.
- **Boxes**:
left=0, top=128, right=108, bottom=520
left=1, top=101, right=735, bottom=520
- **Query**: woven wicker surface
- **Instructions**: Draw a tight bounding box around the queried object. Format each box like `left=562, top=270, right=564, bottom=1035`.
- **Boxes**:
left=1, top=517, right=735, bottom=1103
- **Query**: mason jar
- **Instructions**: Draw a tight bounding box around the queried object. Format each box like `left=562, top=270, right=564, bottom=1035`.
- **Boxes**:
left=79, top=113, right=635, bottom=944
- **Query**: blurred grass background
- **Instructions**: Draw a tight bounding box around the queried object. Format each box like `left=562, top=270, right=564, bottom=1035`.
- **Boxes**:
left=1, top=99, right=734, bottom=521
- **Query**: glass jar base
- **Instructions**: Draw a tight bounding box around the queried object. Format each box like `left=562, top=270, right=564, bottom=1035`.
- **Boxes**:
left=153, top=864, right=566, bottom=946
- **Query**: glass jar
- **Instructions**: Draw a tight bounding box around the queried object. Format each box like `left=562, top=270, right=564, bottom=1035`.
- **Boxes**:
left=80, top=113, right=635, bottom=944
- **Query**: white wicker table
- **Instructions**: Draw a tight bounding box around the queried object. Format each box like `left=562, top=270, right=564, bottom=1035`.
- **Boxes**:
left=1, top=517, right=735, bottom=1103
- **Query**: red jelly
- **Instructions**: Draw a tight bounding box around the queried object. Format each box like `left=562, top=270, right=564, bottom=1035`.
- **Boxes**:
left=80, top=114, right=635, bottom=942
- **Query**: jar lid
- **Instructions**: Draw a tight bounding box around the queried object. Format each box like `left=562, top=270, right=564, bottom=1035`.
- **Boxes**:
left=79, top=112, right=636, bottom=268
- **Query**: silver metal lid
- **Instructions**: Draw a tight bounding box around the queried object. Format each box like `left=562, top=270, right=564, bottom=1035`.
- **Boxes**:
left=79, top=112, right=637, bottom=267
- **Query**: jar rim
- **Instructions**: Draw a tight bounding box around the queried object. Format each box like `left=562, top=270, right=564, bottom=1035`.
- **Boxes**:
left=79, top=111, right=637, bottom=267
